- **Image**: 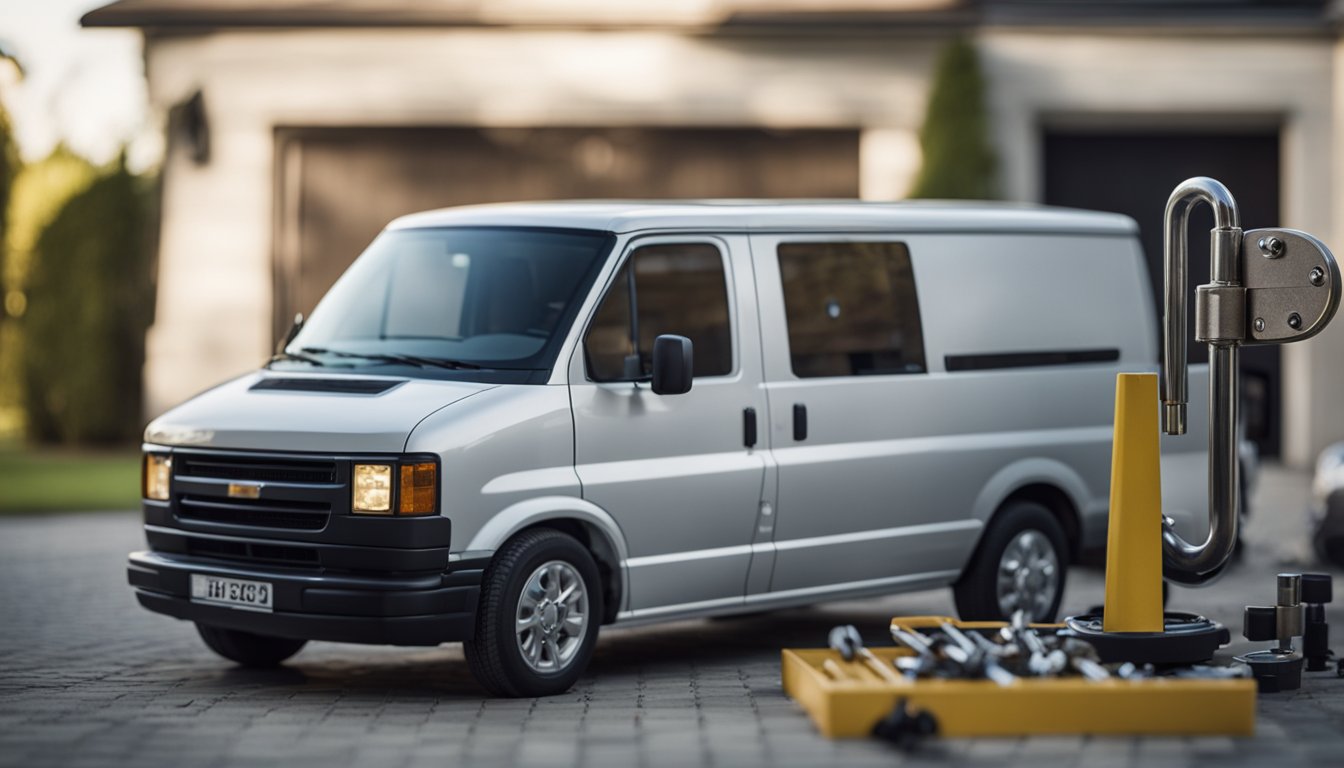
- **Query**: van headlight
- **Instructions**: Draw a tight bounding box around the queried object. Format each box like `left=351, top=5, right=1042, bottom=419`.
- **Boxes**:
left=144, top=454, right=172, bottom=500
left=352, top=460, right=437, bottom=516
left=352, top=464, right=394, bottom=514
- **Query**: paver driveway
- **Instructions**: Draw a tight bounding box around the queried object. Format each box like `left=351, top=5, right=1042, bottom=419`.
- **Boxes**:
left=1, top=466, right=1342, bottom=767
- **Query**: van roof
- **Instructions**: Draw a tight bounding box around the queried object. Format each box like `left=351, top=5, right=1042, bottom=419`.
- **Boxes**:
left=387, top=200, right=1139, bottom=236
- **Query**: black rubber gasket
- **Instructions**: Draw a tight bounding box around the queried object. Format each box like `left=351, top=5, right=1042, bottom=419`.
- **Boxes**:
left=1060, top=611, right=1231, bottom=666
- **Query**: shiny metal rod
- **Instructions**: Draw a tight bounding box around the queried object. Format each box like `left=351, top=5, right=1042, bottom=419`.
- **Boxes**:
left=1160, top=177, right=1242, bottom=585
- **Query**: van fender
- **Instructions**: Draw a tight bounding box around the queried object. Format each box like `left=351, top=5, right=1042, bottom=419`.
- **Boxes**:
left=970, top=457, right=1093, bottom=545
left=464, top=496, right=630, bottom=612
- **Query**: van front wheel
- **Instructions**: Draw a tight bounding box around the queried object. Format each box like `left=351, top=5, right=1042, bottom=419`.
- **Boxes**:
left=953, top=501, right=1067, bottom=623
left=464, top=528, right=603, bottom=697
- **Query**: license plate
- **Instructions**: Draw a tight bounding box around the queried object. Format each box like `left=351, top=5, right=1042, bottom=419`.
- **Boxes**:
left=191, top=574, right=274, bottom=612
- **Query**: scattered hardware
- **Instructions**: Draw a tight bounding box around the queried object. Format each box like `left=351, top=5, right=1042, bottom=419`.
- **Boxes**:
left=870, top=698, right=938, bottom=749
left=829, top=625, right=903, bottom=684
left=1301, top=573, right=1335, bottom=672
left=888, top=610, right=1114, bottom=684
left=1235, top=573, right=1306, bottom=692
left=780, top=615, right=1257, bottom=739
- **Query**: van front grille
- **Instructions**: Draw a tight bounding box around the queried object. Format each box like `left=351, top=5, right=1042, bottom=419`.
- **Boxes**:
left=176, top=455, right=337, bottom=484
left=177, top=495, right=331, bottom=530
left=185, top=537, right=320, bottom=567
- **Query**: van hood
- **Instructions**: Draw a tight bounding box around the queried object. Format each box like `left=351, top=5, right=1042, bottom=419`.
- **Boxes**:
left=144, top=372, right=496, bottom=453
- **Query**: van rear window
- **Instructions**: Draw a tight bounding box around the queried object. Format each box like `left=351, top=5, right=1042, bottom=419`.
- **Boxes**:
left=777, top=242, right=926, bottom=378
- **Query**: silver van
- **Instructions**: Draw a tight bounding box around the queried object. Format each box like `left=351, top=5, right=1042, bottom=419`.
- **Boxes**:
left=128, top=201, right=1213, bottom=696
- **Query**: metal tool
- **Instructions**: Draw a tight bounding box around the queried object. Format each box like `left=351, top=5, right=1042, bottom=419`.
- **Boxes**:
left=1235, top=573, right=1306, bottom=692
left=822, top=658, right=861, bottom=683
left=1160, top=178, right=1341, bottom=585
left=1059, top=637, right=1111, bottom=681
left=829, top=625, right=903, bottom=684
left=886, top=615, right=1119, bottom=685
left=870, top=698, right=938, bottom=749
left=939, top=622, right=1016, bottom=687
left=1301, top=573, right=1334, bottom=672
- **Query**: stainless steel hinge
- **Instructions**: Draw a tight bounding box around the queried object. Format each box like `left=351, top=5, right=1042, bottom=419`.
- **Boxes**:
left=1193, top=229, right=1338, bottom=346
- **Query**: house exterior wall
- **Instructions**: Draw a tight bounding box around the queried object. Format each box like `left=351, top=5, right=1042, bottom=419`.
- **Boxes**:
left=143, top=25, right=1344, bottom=465
left=980, top=31, right=1339, bottom=466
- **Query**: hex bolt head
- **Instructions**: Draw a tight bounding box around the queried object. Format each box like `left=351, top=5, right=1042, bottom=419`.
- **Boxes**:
left=1311, top=266, right=1327, bottom=286
left=1288, top=313, right=1303, bottom=331
left=1260, top=236, right=1285, bottom=257
left=1254, top=317, right=1266, bottom=332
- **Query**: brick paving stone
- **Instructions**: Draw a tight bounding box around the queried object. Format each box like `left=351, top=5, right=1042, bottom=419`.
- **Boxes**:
left=2, top=465, right=1344, bottom=767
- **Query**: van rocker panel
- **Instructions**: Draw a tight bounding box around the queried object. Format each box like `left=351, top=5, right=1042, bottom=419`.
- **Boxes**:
left=127, top=550, right=481, bottom=645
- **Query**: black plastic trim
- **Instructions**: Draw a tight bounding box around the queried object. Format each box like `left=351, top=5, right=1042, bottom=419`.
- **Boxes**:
left=128, top=550, right=479, bottom=645
left=145, top=503, right=452, bottom=551
left=250, top=377, right=405, bottom=395
left=944, top=348, right=1120, bottom=372
left=793, top=403, right=808, bottom=441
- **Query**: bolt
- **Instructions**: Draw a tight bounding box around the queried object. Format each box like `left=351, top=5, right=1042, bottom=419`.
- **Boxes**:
left=1260, top=236, right=1285, bottom=258
left=1288, top=313, right=1303, bottom=331
left=1311, top=266, right=1326, bottom=286
left=1254, top=317, right=1266, bottom=333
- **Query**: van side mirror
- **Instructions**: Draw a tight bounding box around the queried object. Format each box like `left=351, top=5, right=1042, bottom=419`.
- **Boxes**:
left=651, top=335, right=693, bottom=395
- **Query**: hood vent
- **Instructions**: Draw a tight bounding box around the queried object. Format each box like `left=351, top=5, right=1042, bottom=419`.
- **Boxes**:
left=250, top=378, right=404, bottom=395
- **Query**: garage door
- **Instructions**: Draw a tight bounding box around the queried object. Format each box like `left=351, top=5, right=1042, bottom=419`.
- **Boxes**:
left=273, top=126, right=860, bottom=342
left=1043, top=130, right=1283, bottom=457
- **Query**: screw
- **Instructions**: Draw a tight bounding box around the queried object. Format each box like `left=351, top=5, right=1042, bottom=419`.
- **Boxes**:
left=1254, top=317, right=1266, bottom=332
left=1289, top=313, right=1303, bottom=331
left=1260, top=236, right=1285, bottom=258
left=1311, top=266, right=1326, bottom=286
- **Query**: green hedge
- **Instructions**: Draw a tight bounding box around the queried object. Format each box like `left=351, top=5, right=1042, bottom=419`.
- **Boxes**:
left=909, top=38, right=999, bottom=200
left=20, top=156, right=155, bottom=445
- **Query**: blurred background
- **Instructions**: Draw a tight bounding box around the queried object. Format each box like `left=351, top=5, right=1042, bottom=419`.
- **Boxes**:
left=1, top=0, right=1342, bottom=515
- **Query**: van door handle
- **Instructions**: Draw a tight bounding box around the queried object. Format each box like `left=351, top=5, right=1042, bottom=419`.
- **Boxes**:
left=793, top=403, right=807, bottom=441
left=744, top=407, right=758, bottom=448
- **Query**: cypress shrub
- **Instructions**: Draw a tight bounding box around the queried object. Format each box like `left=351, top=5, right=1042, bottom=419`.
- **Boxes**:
left=909, top=38, right=999, bottom=200
left=21, top=155, right=155, bottom=445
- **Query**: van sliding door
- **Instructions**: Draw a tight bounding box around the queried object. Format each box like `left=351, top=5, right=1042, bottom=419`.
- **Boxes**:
left=749, top=236, right=980, bottom=597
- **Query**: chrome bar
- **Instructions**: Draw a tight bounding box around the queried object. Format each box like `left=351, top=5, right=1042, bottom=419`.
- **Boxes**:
left=1162, top=177, right=1240, bottom=437
left=1162, top=343, right=1239, bottom=584
left=1160, top=177, right=1242, bottom=585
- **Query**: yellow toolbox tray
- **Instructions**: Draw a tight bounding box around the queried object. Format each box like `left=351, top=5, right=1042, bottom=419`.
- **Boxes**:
left=781, top=616, right=1256, bottom=738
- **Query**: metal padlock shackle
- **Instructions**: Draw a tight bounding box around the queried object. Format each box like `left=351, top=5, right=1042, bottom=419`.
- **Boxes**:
left=1161, top=177, right=1341, bottom=585
left=1161, top=177, right=1242, bottom=585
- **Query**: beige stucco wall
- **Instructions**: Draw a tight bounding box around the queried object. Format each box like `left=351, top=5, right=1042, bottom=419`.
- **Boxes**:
left=144, top=25, right=1344, bottom=465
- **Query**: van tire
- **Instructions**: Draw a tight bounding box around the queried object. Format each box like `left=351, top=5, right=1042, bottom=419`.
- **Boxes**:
left=196, top=624, right=307, bottom=667
left=464, top=528, right=603, bottom=698
left=953, top=501, right=1068, bottom=623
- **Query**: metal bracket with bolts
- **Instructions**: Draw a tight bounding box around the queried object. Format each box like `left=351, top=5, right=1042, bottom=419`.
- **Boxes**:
left=1235, top=573, right=1306, bottom=692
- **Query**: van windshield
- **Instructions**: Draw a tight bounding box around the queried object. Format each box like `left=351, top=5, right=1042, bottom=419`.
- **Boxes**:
left=278, top=227, right=614, bottom=380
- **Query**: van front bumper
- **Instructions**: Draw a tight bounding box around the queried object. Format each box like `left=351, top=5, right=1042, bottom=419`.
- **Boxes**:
left=127, top=550, right=483, bottom=646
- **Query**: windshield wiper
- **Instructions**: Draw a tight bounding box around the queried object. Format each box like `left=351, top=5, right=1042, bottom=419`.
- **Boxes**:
left=270, top=350, right=327, bottom=367
left=299, top=347, right=482, bottom=370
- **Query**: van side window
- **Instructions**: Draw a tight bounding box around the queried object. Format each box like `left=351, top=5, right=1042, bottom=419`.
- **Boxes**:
left=585, top=243, right=733, bottom=381
left=777, top=241, right=926, bottom=378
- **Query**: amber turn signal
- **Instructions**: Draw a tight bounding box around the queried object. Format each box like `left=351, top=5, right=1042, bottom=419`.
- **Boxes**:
left=399, top=462, right=437, bottom=515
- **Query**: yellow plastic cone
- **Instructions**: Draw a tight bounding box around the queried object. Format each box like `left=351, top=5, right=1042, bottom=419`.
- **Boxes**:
left=1102, top=373, right=1165, bottom=633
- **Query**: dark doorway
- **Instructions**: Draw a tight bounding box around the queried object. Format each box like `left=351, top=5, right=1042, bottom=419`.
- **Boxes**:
left=1043, top=130, right=1282, bottom=457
